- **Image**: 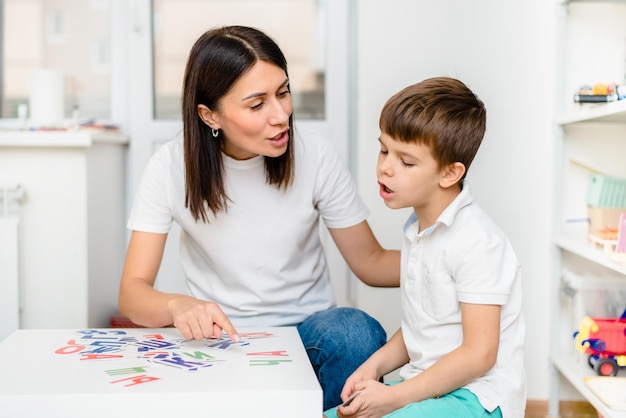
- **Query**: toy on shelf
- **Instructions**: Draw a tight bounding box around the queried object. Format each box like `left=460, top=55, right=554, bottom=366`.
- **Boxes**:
left=573, top=159, right=626, bottom=264
left=573, top=309, right=626, bottom=376
left=574, top=82, right=626, bottom=103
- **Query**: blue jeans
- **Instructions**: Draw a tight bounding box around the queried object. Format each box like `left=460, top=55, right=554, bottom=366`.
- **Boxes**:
left=297, top=307, right=387, bottom=411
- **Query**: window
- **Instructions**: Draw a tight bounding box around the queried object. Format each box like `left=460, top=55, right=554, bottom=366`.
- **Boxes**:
left=152, top=0, right=326, bottom=120
left=0, top=0, right=111, bottom=120
left=1, top=0, right=331, bottom=122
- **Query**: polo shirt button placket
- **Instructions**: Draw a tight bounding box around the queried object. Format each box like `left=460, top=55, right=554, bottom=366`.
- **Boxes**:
left=407, top=238, right=421, bottom=284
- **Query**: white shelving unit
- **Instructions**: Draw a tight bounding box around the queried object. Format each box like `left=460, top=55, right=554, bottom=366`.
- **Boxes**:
left=550, top=2, right=626, bottom=417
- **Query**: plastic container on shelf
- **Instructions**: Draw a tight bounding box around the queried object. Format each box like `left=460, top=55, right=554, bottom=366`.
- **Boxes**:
left=561, top=265, right=626, bottom=358
left=587, top=173, right=626, bottom=208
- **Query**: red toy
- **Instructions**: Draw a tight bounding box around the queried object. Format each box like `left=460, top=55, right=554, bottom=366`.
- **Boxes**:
left=573, top=308, right=626, bottom=376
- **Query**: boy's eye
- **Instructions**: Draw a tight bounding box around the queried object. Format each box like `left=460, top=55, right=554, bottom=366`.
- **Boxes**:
left=401, top=160, right=414, bottom=167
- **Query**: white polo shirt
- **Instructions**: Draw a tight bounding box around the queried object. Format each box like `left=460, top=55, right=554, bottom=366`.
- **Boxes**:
left=127, top=127, right=369, bottom=327
left=398, top=184, right=526, bottom=418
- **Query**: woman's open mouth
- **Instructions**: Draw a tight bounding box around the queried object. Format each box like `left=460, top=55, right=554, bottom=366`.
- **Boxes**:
left=268, top=130, right=289, bottom=148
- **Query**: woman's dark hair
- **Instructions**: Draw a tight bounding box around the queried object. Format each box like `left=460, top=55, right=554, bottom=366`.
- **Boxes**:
left=182, top=25, right=295, bottom=222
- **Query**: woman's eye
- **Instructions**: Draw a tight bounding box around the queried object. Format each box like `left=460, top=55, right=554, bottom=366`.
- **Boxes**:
left=278, top=89, right=290, bottom=98
left=250, top=101, right=264, bottom=110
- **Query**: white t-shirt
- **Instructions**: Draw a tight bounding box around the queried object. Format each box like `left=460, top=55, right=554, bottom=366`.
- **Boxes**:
left=398, top=184, right=526, bottom=418
left=128, top=128, right=369, bottom=327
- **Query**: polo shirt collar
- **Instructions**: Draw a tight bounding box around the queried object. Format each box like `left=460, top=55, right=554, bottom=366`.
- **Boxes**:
left=402, top=182, right=474, bottom=236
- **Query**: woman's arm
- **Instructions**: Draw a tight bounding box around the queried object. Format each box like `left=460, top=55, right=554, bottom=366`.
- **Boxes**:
left=118, top=231, right=168, bottom=326
left=328, top=220, right=400, bottom=287
left=118, top=231, right=239, bottom=341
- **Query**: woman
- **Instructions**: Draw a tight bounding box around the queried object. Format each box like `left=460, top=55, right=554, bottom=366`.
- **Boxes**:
left=118, top=25, right=399, bottom=410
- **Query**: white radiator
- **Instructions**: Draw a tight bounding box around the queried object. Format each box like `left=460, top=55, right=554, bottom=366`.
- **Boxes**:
left=0, top=185, right=25, bottom=341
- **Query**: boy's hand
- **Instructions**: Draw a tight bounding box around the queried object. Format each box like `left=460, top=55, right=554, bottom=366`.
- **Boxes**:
left=339, top=362, right=378, bottom=402
left=337, top=380, right=395, bottom=418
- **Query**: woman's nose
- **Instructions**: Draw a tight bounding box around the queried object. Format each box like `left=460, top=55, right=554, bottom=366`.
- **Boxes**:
left=269, top=98, right=291, bottom=125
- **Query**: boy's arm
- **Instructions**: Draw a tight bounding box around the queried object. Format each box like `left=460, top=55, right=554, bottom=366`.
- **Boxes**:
left=328, top=220, right=400, bottom=287
left=339, top=328, right=409, bottom=400
left=370, top=328, right=411, bottom=375
left=389, top=303, right=501, bottom=406
left=339, top=304, right=501, bottom=416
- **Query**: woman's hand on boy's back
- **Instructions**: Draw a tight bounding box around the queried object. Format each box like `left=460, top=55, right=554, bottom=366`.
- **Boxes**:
left=329, top=221, right=400, bottom=287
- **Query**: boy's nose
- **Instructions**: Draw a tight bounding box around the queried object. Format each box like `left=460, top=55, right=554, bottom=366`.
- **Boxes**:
left=377, top=159, right=393, bottom=176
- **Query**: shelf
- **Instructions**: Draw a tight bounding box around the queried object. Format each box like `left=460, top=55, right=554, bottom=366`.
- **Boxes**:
left=551, top=352, right=626, bottom=418
left=565, top=0, right=626, bottom=4
left=558, top=100, right=626, bottom=126
left=553, top=1, right=626, bottom=416
left=555, top=227, right=626, bottom=276
left=0, top=130, right=128, bottom=147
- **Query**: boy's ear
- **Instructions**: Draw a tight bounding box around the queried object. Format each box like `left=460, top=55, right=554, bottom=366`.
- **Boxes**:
left=440, top=162, right=466, bottom=188
left=197, top=104, right=219, bottom=129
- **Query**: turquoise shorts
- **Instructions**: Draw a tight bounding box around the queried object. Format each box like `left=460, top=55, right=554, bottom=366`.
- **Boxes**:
left=323, top=383, right=502, bottom=418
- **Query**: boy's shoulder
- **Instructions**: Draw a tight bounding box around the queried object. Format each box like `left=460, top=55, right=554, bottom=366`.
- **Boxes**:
left=438, top=185, right=513, bottom=250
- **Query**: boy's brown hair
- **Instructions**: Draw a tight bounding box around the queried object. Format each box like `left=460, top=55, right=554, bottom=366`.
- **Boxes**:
left=379, top=77, right=486, bottom=177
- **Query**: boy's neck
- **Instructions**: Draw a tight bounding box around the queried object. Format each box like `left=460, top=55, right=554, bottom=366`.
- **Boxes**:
left=414, top=184, right=462, bottom=233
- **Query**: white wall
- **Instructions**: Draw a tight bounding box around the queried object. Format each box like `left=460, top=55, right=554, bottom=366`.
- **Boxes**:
left=353, top=0, right=558, bottom=401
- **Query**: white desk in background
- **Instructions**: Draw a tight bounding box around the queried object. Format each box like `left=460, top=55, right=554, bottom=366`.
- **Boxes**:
left=0, top=130, right=128, bottom=332
left=0, top=326, right=322, bottom=417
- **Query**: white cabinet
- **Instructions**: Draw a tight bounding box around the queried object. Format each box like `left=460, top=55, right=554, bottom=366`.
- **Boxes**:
left=0, top=130, right=128, bottom=333
left=550, top=1, right=626, bottom=417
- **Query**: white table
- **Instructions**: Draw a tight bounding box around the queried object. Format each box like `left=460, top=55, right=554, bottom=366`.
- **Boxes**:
left=0, top=327, right=322, bottom=417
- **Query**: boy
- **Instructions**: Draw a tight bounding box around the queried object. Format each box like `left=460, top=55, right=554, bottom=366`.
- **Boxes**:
left=325, top=77, right=526, bottom=418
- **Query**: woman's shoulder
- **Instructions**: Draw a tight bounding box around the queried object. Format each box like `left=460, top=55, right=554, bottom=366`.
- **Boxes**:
left=146, top=137, right=184, bottom=170
left=142, top=137, right=184, bottom=182
left=154, top=137, right=184, bottom=159
left=294, top=125, right=336, bottom=160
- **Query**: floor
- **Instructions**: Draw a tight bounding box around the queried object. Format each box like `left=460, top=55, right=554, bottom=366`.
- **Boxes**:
left=525, top=414, right=598, bottom=418
left=525, top=400, right=599, bottom=418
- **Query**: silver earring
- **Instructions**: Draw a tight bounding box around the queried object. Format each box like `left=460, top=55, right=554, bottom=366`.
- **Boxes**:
left=211, top=128, right=219, bottom=138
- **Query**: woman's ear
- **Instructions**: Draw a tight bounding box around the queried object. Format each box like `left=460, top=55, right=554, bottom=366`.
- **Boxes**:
left=197, top=104, right=219, bottom=129
left=440, top=162, right=466, bottom=188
